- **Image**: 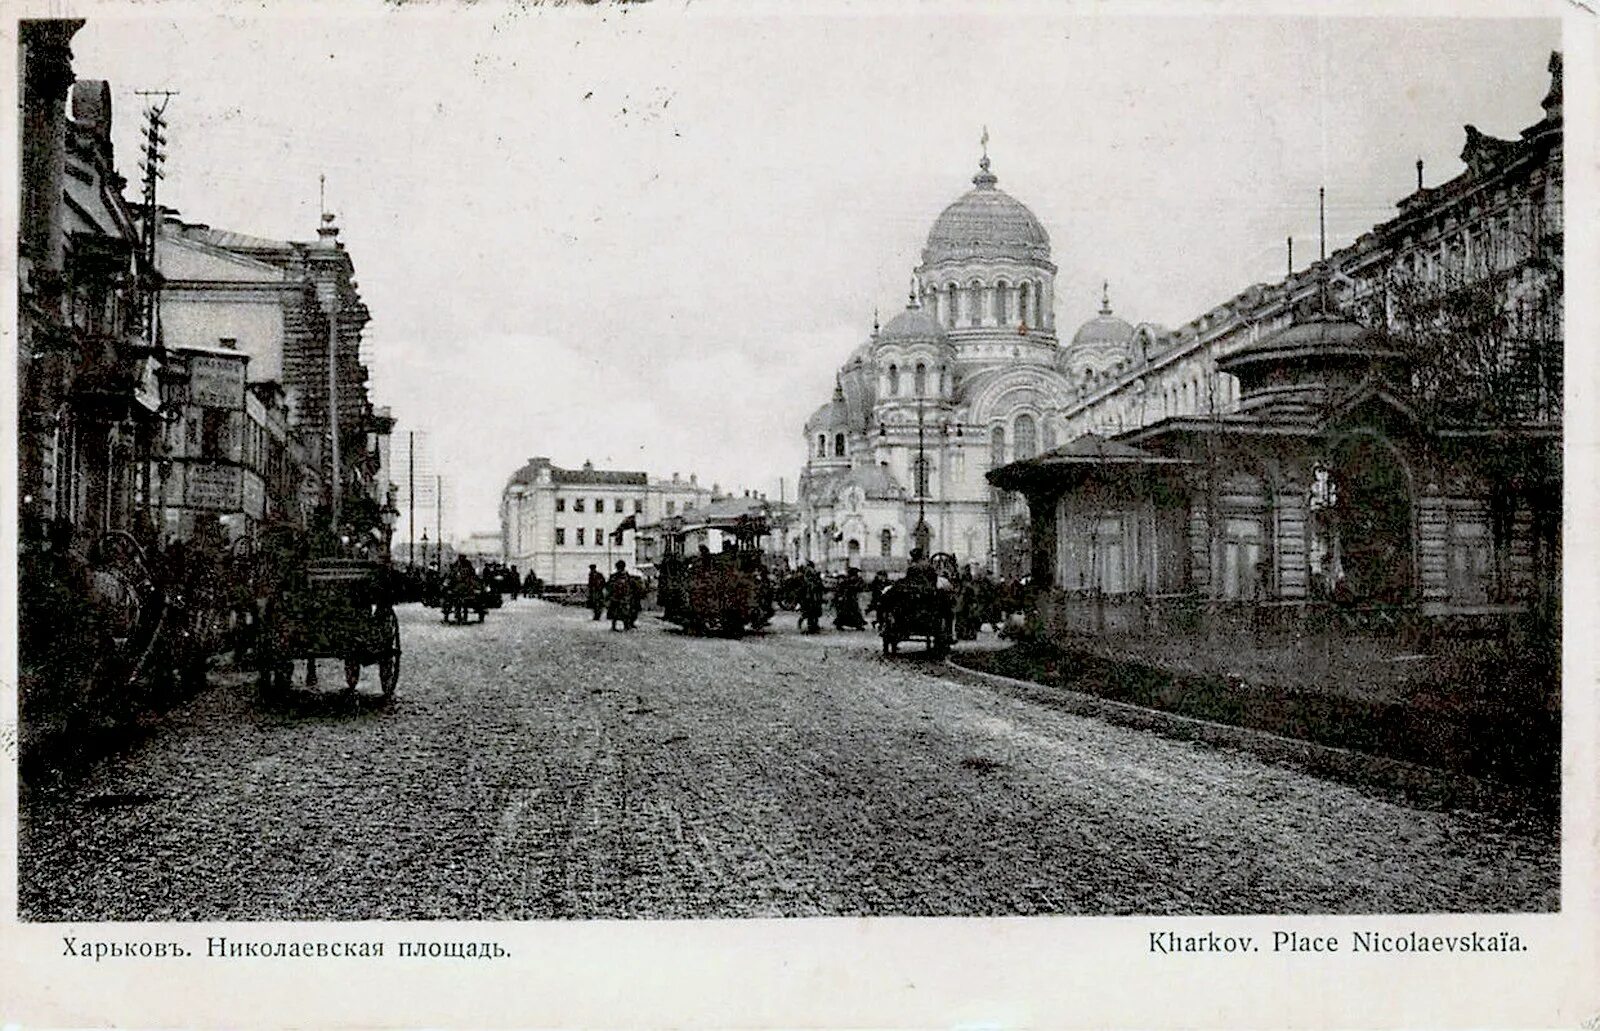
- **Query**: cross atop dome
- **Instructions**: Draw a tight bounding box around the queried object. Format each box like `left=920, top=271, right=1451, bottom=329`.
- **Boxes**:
left=973, top=125, right=997, bottom=188
left=1100, top=280, right=1112, bottom=315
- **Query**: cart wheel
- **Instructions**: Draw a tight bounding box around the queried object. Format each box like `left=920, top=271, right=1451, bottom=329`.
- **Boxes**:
left=378, top=608, right=400, bottom=698
left=344, top=660, right=362, bottom=690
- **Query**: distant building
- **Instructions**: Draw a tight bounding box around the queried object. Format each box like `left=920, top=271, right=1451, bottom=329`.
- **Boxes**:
left=457, top=531, right=504, bottom=565
left=500, top=458, right=714, bottom=584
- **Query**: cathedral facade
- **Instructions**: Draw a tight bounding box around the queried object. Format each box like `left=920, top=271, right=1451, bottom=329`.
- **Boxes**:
left=796, top=150, right=1140, bottom=575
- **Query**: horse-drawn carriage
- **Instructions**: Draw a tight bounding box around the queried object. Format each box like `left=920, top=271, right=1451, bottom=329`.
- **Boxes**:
left=655, top=514, right=774, bottom=638
left=878, top=552, right=959, bottom=657
left=439, top=571, right=496, bottom=624
left=252, top=526, right=401, bottom=698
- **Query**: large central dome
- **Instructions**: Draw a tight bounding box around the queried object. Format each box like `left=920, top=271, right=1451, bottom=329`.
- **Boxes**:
left=921, top=156, right=1051, bottom=267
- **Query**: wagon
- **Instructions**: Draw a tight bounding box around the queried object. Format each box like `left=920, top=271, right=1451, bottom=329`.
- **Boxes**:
left=257, top=557, right=400, bottom=698
left=878, top=553, right=959, bottom=657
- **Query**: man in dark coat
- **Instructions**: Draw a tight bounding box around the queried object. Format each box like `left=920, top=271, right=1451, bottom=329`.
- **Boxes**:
left=586, top=564, right=606, bottom=620
left=799, top=562, right=825, bottom=634
left=833, top=567, right=867, bottom=630
left=607, top=560, right=640, bottom=630
left=865, top=570, right=891, bottom=628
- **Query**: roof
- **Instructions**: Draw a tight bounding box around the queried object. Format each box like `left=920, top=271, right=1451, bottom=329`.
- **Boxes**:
left=551, top=466, right=648, bottom=486
left=1069, top=311, right=1136, bottom=350
left=986, top=433, right=1190, bottom=490
left=878, top=303, right=947, bottom=343
left=1217, top=312, right=1404, bottom=374
left=921, top=156, right=1051, bottom=267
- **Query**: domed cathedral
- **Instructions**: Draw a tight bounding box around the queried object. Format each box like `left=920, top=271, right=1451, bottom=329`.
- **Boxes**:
left=798, top=142, right=1116, bottom=575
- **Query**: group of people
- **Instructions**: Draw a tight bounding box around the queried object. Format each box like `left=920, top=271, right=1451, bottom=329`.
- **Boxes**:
left=782, top=551, right=1025, bottom=638
left=587, top=561, right=645, bottom=631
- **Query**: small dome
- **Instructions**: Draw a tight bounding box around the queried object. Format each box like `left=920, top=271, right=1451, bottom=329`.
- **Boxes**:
left=922, top=156, right=1051, bottom=267
left=805, top=381, right=851, bottom=431
left=878, top=303, right=945, bottom=343
left=1071, top=286, right=1135, bottom=349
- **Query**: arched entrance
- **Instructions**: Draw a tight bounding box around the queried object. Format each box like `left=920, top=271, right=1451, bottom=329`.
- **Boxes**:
left=1332, top=436, right=1415, bottom=604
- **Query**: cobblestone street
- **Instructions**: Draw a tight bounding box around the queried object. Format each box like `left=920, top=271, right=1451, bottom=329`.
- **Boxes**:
left=20, top=600, right=1559, bottom=920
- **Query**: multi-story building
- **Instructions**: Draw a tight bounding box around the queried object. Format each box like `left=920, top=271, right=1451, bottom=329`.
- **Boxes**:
left=992, top=52, right=1563, bottom=633
left=500, top=458, right=714, bottom=584
left=18, top=24, right=166, bottom=549
left=157, top=211, right=392, bottom=538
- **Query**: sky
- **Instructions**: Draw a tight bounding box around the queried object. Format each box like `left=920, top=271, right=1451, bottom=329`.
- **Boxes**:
left=70, top=4, right=1562, bottom=541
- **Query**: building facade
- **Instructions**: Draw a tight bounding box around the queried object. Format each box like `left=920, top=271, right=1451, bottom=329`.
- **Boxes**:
left=157, top=212, right=393, bottom=542
left=991, top=52, right=1563, bottom=635
left=18, top=24, right=166, bottom=550
left=499, top=458, right=714, bottom=584
left=797, top=149, right=1138, bottom=575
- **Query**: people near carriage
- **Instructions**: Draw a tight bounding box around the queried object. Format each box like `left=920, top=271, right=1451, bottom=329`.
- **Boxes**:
left=955, top=566, right=981, bottom=641
left=799, top=562, right=825, bottom=634
left=865, top=570, right=891, bottom=628
left=586, top=564, right=607, bottom=620
left=506, top=566, right=523, bottom=599
left=903, top=548, right=937, bottom=590
left=753, top=564, right=776, bottom=625
left=973, top=568, right=999, bottom=631
left=832, top=567, right=867, bottom=630
left=607, top=560, right=641, bottom=631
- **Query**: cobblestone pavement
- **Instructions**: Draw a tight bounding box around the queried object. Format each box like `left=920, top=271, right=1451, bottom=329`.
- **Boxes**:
left=20, top=600, right=1558, bottom=920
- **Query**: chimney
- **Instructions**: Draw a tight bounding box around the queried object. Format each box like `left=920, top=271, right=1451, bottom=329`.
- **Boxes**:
left=672, top=472, right=680, bottom=483
left=689, top=474, right=697, bottom=485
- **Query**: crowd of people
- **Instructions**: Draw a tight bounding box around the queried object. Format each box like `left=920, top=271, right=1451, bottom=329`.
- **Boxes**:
left=778, top=554, right=1027, bottom=638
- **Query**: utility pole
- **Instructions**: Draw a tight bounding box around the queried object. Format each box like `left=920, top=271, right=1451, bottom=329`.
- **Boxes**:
left=435, top=473, right=442, bottom=568
left=408, top=431, right=415, bottom=568
left=914, top=401, right=930, bottom=556
left=135, top=91, right=175, bottom=346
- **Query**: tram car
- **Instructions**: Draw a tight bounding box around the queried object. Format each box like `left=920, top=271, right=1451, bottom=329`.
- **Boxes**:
left=653, top=513, right=774, bottom=638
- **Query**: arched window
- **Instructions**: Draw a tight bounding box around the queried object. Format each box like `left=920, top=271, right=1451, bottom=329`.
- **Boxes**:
left=817, top=434, right=827, bottom=457
left=880, top=528, right=893, bottom=558
left=1018, top=282, right=1031, bottom=326
left=833, top=433, right=845, bottom=457
left=945, top=283, right=958, bottom=327
left=1014, top=414, right=1039, bottom=460
left=887, top=364, right=900, bottom=396
left=914, top=362, right=927, bottom=396
left=995, top=280, right=1011, bottom=324
left=990, top=425, right=1006, bottom=467
left=847, top=538, right=861, bottom=563
left=938, top=365, right=949, bottom=397
left=968, top=280, right=983, bottom=326
left=1034, top=280, right=1047, bottom=326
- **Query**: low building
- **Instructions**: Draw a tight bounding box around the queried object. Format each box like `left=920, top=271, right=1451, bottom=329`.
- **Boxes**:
left=991, top=306, right=1559, bottom=635
left=500, top=458, right=714, bottom=585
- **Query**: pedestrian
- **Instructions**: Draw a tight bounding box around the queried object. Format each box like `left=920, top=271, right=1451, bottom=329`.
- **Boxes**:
left=586, top=563, right=606, bottom=621
left=866, top=569, right=891, bottom=628
left=507, top=565, right=522, bottom=599
left=608, top=560, right=641, bottom=630
left=833, top=567, right=867, bottom=630
left=799, top=561, right=825, bottom=634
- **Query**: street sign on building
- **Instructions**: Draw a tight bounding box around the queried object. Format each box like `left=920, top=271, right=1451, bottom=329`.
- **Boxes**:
left=187, top=352, right=247, bottom=410
left=183, top=463, right=242, bottom=510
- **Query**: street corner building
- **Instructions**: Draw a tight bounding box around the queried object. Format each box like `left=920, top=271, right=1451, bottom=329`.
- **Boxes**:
left=15, top=17, right=395, bottom=760
left=795, top=147, right=1161, bottom=578
left=988, top=53, right=1562, bottom=640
